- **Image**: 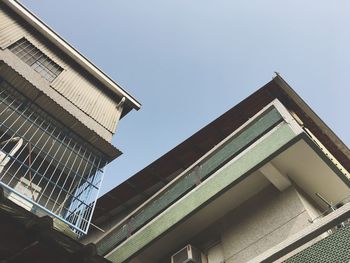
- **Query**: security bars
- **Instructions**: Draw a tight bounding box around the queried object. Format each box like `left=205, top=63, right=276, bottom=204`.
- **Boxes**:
left=0, top=78, right=107, bottom=235
left=9, top=38, right=63, bottom=83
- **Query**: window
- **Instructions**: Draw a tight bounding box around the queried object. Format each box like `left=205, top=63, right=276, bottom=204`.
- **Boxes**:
left=9, top=38, right=63, bottom=82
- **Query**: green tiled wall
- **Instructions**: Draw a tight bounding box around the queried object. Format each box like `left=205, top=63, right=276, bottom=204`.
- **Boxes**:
left=285, top=224, right=350, bottom=263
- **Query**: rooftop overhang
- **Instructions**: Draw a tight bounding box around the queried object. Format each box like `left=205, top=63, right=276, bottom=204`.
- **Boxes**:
left=102, top=101, right=350, bottom=262
left=2, top=0, right=141, bottom=114
left=93, top=75, right=350, bottom=224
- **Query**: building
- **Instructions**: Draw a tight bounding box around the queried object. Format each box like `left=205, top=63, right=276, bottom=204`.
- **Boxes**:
left=86, top=75, right=350, bottom=263
left=0, top=0, right=140, bottom=262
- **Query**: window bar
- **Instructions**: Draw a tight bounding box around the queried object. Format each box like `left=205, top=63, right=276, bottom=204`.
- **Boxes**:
left=0, top=104, right=37, bottom=174
left=35, top=136, right=74, bottom=205
left=0, top=99, right=35, bottom=161
left=17, top=45, right=36, bottom=62
left=11, top=40, right=32, bottom=56
left=0, top=88, right=11, bottom=98
left=0, top=99, right=37, bottom=145
left=3, top=153, right=95, bottom=209
left=1, top=166, right=92, bottom=233
left=84, top=160, right=106, bottom=231
left=69, top=151, right=95, bottom=203
left=70, top=153, right=99, bottom=207
left=0, top=83, right=105, bottom=233
left=21, top=46, right=37, bottom=63
left=10, top=118, right=56, bottom=194
left=50, top=143, right=84, bottom=212
left=41, top=136, right=78, bottom=207
left=66, top=155, right=102, bottom=232
left=23, top=49, right=42, bottom=65
left=0, top=94, right=17, bottom=117
left=44, top=58, right=57, bottom=72
left=64, top=159, right=96, bottom=230
left=2, top=169, right=60, bottom=208
left=0, top=101, right=106, bottom=186
left=10, top=39, right=62, bottom=83
left=0, top=117, right=87, bottom=191
left=2, top=114, right=45, bottom=186
left=25, top=126, right=62, bottom=187
left=55, top=146, right=90, bottom=215
left=0, top=96, right=25, bottom=134
left=32, top=132, right=69, bottom=190
left=13, top=40, right=32, bottom=55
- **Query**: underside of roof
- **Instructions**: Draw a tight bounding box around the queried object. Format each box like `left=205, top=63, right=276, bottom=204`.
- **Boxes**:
left=92, top=75, right=350, bottom=226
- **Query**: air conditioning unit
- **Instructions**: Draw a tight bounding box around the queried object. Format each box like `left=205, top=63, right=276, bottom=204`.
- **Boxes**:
left=171, top=245, right=207, bottom=263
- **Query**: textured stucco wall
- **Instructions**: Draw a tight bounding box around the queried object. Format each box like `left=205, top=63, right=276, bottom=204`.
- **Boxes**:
left=217, top=185, right=312, bottom=263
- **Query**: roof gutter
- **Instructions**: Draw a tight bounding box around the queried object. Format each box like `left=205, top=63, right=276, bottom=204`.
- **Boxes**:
left=3, top=0, right=141, bottom=110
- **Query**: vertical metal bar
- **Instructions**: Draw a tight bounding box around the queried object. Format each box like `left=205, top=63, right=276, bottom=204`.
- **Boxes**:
left=51, top=143, right=84, bottom=213
left=28, top=126, right=62, bottom=188
left=27, top=143, right=35, bottom=200
left=82, top=159, right=106, bottom=233
left=66, top=152, right=96, bottom=231
left=0, top=97, right=26, bottom=139
left=36, top=135, right=73, bottom=206
left=0, top=107, right=37, bottom=182
left=22, top=125, right=58, bottom=192
left=65, top=152, right=96, bottom=212
left=56, top=146, right=89, bottom=215
left=76, top=156, right=102, bottom=232
left=3, top=114, right=42, bottom=184
left=9, top=116, right=55, bottom=194
left=41, top=135, right=77, bottom=208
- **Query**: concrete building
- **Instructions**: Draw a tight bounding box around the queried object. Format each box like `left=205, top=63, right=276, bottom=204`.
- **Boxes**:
left=0, top=0, right=140, bottom=262
left=87, top=76, right=350, bottom=263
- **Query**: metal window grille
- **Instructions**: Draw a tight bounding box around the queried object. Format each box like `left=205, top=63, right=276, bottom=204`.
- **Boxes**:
left=9, top=38, right=63, bottom=83
left=0, top=78, right=107, bottom=236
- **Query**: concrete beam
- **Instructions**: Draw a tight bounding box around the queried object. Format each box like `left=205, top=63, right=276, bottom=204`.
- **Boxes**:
left=259, top=163, right=291, bottom=191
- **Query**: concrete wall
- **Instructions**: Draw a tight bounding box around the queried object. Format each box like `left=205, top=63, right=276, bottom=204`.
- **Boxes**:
left=202, top=185, right=319, bottom=263
left=219, top=186, right=311, bottom=263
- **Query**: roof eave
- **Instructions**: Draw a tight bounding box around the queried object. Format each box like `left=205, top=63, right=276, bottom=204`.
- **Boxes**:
left=272, top=74, right=350, bottom=165
left=3, top=0, right=141, bottom=111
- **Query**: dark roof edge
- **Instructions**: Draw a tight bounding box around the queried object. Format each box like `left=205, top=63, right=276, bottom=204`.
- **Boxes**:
left=272, top=74, right=350, bottom=170
left=93, top=75, right=350, bottom=224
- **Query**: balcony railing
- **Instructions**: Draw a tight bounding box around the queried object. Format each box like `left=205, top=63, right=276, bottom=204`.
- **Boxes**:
left=0, top=78, right=107, bottom=236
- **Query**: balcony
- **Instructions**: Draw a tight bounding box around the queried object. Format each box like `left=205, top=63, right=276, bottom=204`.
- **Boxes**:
left=0, top=77, right=107, bottom=236
left=96, top=99, right=350, bottom=263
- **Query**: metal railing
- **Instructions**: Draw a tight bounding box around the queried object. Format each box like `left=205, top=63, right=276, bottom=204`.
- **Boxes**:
left=0, top=78, right=107, bottom=235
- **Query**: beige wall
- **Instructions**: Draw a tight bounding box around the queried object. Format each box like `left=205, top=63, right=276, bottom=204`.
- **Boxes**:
left=200, top=185, right=320, bottom=263
left=218, top=186, right=311, bottom=263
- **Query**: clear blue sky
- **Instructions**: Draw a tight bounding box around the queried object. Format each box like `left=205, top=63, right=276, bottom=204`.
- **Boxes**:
left=21, top=0, right=350, bottom=196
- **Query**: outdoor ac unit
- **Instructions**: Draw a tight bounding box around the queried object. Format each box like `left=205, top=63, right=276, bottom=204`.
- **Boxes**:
left=171, top=245, right=207, bottom=263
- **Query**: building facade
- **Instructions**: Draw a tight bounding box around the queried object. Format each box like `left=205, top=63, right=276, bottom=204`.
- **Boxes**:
left=87, top=76, right=350, bottom=263
left=0, top=0, right=140, bottom=244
